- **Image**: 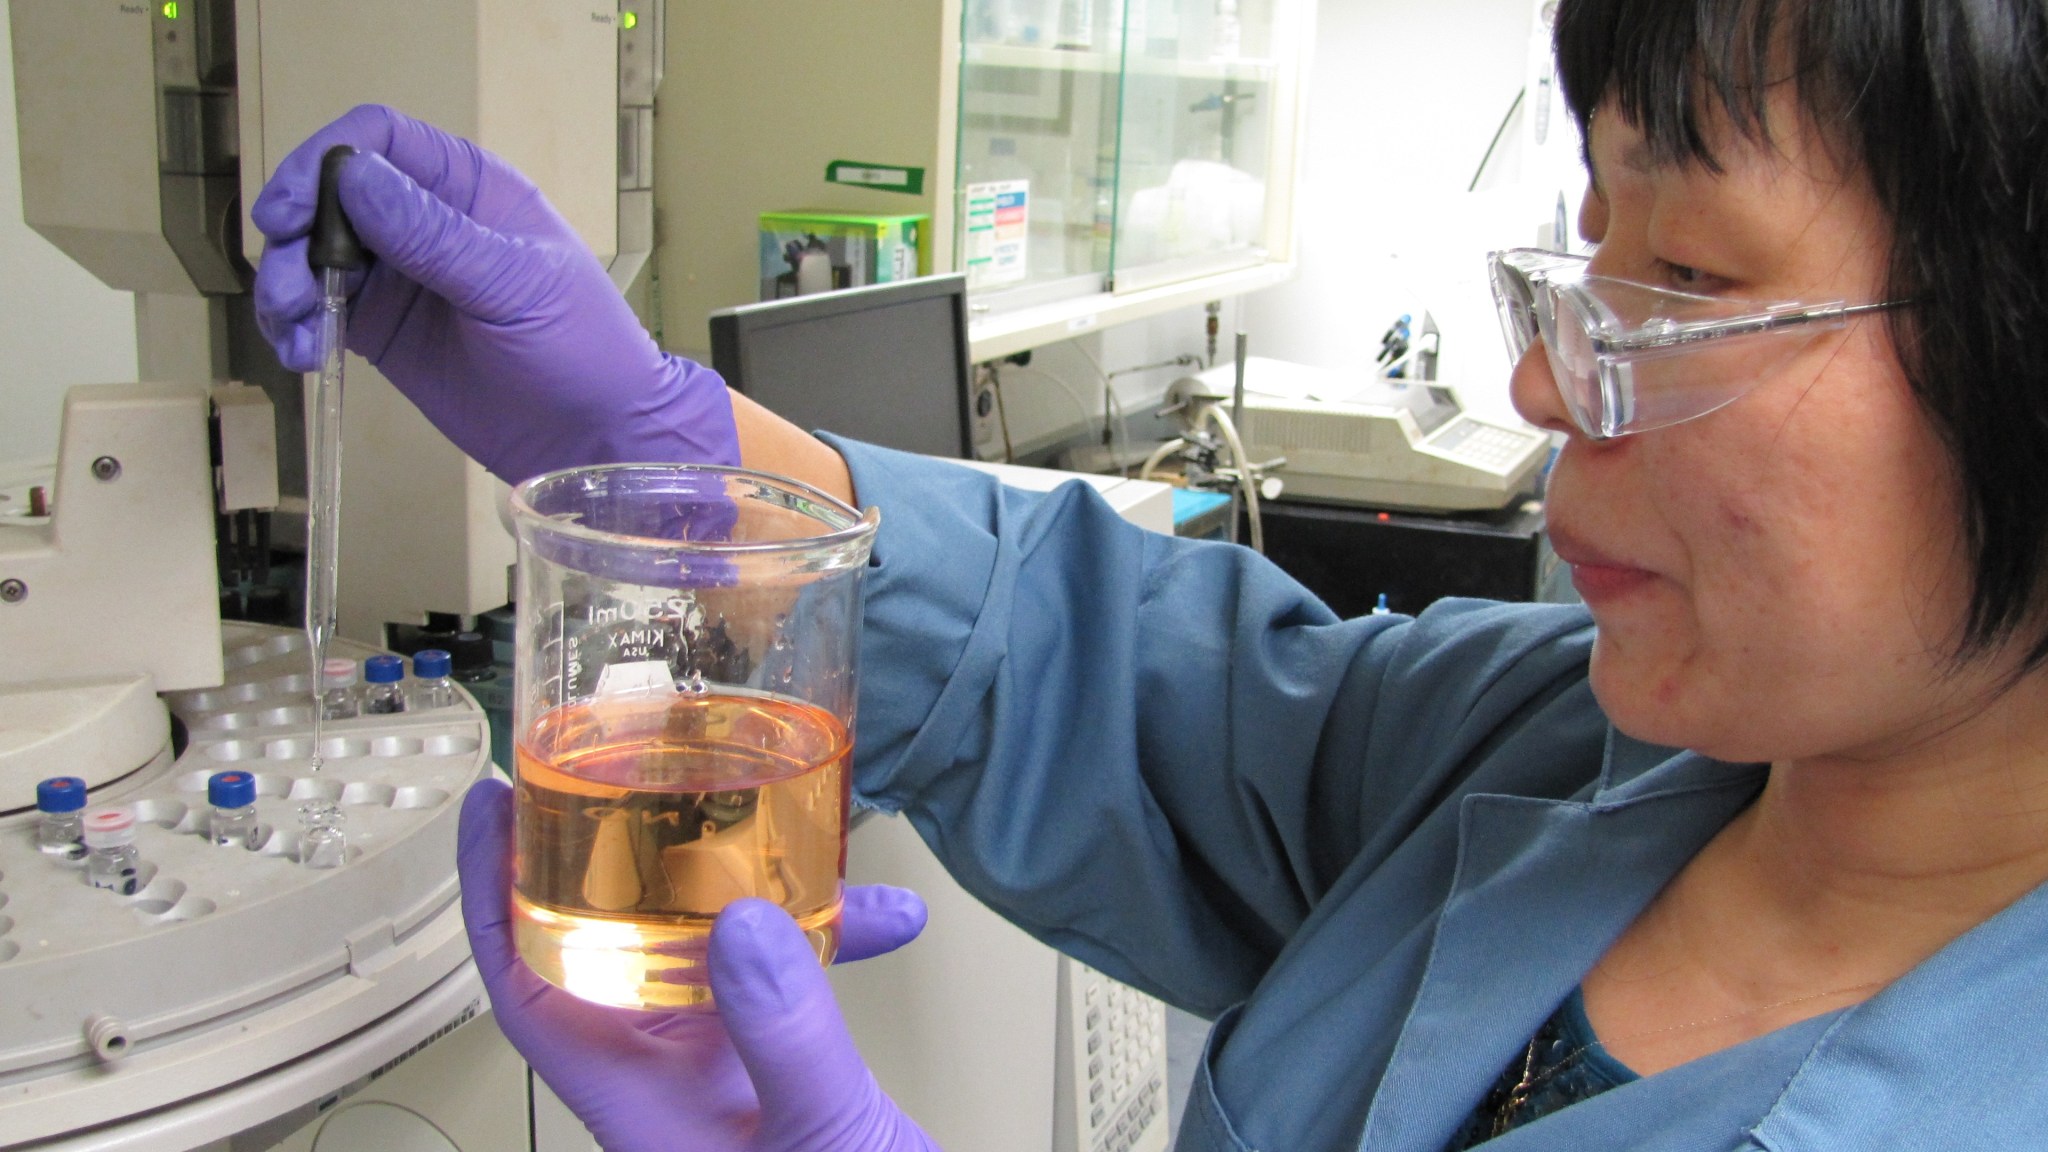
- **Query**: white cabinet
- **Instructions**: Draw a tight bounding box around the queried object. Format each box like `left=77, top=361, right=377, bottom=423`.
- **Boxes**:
left=656, top=0, right=1311, bottom=363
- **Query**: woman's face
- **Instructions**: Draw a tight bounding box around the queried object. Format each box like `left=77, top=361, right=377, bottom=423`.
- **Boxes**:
left=1511, top=101, right=1983, bottom=764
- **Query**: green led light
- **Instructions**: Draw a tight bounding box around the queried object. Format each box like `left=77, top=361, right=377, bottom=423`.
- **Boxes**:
left=162, top=1, right=178, bottom=17
left=621, top=11, right=638, bottom=29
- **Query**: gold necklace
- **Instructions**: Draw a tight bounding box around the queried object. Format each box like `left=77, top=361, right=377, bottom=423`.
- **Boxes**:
left=1488, top=979, right=1890, bottom=1139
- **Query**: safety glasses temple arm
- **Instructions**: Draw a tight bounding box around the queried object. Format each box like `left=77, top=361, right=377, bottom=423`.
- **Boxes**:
left=1598, top=299, right=1908, bottom=356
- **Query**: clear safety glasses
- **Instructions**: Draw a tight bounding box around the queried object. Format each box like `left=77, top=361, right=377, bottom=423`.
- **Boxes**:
left=1489, top=248, right=1905, bottom=439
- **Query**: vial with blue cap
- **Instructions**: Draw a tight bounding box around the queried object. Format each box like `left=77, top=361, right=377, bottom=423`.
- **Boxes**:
left=362, top=654, right=407, bottom=714
left=207, top=770, right=263, bottom=850
left=36, top=776, right=88, bottom=859
left=410, top=648, right=456, bottom=710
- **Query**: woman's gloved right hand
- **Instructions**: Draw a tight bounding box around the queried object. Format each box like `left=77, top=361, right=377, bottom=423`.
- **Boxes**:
left=249, top=104, right=738, bottom=484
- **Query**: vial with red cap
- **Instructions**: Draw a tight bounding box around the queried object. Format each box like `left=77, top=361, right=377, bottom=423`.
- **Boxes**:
left=83, top=808, right=142, bottom=894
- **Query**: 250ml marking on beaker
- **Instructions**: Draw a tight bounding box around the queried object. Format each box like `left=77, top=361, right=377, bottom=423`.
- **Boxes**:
left=584, top=593, right=701, bottom=625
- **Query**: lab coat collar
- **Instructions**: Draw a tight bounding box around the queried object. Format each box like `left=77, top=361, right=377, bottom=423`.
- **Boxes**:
left=1360, top=741, right=1769, bottom=1152
left=1747, top=864, right=2048, bottom=1150
left=1589, top=725, right=1736, bottom=804
left=1585, top=735, right=2048, bottom=1146
left=1364, top=734, right=2048, bottom=1152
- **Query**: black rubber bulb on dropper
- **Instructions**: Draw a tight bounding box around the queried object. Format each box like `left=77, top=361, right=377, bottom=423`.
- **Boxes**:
left=309, top=145, right=366, bottom=272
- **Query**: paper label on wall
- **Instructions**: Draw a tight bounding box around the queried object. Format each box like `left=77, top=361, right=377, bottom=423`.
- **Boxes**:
left=964, top=180, right=1029, bottom=287
left=825, top=160, right=926, bottom=195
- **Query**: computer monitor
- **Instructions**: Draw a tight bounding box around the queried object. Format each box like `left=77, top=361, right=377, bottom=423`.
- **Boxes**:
left=708, top=274, right=974, bottom=459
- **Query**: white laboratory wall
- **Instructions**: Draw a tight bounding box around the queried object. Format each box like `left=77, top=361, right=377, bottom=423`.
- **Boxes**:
left=1242, top=0, right=1587, bottom=429
left=0, top=0, right=142, bottom=464
left=980, top=298, right=1246, bottom=464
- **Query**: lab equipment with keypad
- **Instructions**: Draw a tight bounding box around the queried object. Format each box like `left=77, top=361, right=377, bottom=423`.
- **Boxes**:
left=1187, top=356, right=1551, bottom=513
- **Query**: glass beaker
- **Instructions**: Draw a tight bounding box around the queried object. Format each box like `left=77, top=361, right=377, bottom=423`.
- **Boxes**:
left=508, top=464, right=879, bottom=1011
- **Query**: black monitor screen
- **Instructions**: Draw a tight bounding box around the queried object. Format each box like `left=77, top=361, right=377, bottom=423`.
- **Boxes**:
left=707, top=274, right=973, bottom=459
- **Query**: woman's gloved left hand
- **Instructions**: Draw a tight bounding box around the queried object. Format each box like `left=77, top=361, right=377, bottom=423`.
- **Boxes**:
left=458, top=781, right=943, bottom=1152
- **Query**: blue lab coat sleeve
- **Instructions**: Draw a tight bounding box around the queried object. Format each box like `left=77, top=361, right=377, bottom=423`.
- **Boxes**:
left=829, top=439, right=1598, bottom=1019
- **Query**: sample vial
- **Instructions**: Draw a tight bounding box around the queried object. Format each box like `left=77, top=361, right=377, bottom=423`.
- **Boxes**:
left=320, top=657, right=361, bottom=721
left=450, top=631, right=499, bottom=685
left=299, top=802, right=347, bottom=869
left=410, top=648, right=457, bottom=710
left=36, top=776, right=88, bottom=859
left=207, top=770, right=263, bottom=850
left=83, top=809, right=143, bottom=894
left=362, top=654, right=407, bottom=714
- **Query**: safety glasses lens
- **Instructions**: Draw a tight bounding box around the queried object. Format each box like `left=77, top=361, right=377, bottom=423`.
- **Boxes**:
left=1492, top=251, right=1855, bottom=438
left=1540, top=291, right=1618, bottom=437
left=1491, top=272, right=1536, bottom=360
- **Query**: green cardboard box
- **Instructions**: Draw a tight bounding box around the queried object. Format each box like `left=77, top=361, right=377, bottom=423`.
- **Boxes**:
left=759, top=211, right=930, bottom=300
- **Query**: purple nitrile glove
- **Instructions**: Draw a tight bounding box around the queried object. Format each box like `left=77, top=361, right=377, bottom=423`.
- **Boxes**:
left=250, top=104, right=738, bottom=485
left=458, top=781, right=942, bottom=1152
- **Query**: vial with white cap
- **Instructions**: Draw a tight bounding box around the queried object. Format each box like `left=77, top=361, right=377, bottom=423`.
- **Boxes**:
left=362, top=654, right=407, bottom=715
left=410, top=648, right=456, bottom=710
left=320, top=657, right=361, bottom=721
left=207, top=770, right=263, bottom=849
left=84, top=809, right=142, bottom=894
left=36, top=776, right=88, bottom=859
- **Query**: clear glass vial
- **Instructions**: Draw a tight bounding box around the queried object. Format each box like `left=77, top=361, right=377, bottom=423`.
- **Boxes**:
left=83, top=808, right=142, bottom=894
left=36, top=776, right=88, bottom=859
left=410, top=648, right=457, bottom=710
left=299, top=802, right=347, bottom=869
left=362, top=654, right=407, bottom=714
left=320, top=657, right=361, bottom=720
left=207, top=770, right=263, bottom=849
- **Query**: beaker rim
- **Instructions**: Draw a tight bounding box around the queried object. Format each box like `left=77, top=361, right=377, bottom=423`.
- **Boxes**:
left=509, top=462, right=879, bottom=560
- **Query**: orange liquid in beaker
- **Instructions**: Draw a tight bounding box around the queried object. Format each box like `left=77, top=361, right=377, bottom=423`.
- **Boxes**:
left=512, top=690, right=848, bottom=1010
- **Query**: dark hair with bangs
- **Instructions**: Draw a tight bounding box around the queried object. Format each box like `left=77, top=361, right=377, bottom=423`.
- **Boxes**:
left=1552, top=0, right=2048, bottom=674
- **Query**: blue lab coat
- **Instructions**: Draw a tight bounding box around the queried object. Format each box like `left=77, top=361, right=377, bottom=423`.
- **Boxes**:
left=832, top=440, right=2048, bottom=1152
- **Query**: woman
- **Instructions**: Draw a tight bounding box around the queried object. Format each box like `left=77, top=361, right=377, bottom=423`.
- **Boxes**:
left=250, top=0, right=2048, bottom=1147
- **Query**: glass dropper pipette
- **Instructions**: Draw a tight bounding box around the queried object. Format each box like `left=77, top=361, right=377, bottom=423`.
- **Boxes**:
left=305, top=145, right=365, bottom=771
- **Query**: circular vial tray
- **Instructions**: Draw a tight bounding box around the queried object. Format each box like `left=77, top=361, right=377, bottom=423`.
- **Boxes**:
left=0, top=624, right=494, bottom=1147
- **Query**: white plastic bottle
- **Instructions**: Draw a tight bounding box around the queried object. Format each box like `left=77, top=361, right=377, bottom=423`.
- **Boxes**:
left=1212, top=0, right=1241, bottom=60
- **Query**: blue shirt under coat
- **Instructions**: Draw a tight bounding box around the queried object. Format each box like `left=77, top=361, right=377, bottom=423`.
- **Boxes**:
left=828, top=438, right=2048, bottom=1152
